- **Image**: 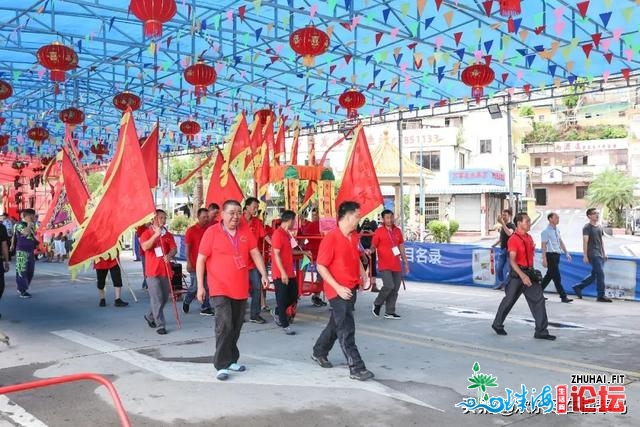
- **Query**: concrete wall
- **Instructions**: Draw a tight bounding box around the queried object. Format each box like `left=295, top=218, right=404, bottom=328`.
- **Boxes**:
left=533, top=183, right=589, bottom=209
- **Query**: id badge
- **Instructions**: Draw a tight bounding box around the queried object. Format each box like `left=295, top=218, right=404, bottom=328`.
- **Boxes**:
left=154, top=246, right=164, bottom=258
left=391, top=246, right=400, bottom=256
left=290, top=236, right=298, bottom=248
left=233, top=255, right=247, bottom=269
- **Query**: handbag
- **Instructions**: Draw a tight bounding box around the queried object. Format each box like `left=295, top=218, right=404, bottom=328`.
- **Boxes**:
left=512, top=233, right=542, bottom=284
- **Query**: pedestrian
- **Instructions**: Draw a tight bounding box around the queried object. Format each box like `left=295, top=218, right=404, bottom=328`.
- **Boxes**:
left=53, top=232, right=67, bottom=262
left=270, top=210, right=311, bottom=335
left=491, top=208, right=515, bottom=290
left=183, top=208, right=213, bottom=316
left=140, top=210, right=177, bottom=335
left=370, top=209, right=410, bottom=319
left=12, top=209, right=38, bottom=298
left=311, top=201, right=375, bottom=381
left=358, top=218, right=379, bottom=292
left=300, top=207, right=327, bottom=307
left=0, top=221, right=10, bottom=318
left=196, top=199, right=270, bottom=381
left=241, top=197, right=271, bottom=323
left=491, top=212, right=556, bottom=340
left=95, top=254, right=129, bottom=308
left=572, top=208, right=612, bottom=302
left=540, top=212, right=573, bottom=303
left=208, top=203, right=220, bottom=225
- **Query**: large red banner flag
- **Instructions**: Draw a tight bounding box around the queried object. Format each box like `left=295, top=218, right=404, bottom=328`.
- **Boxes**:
left=221, top=112, right=251, bottom=185
left=36, top=181, right=76, bottom=237
left=206, top=148, right=244, bottom=208
left=290, top=118, right=300, bottom=165
left=335, top=125, right=383, bottom=218
left=61, top=126, right=90, bottom=223
left=140, top=122, right=159, bottom=188
left=274, top=116, right=286, bottom=165
left=68, top=110, right=155, bottom=273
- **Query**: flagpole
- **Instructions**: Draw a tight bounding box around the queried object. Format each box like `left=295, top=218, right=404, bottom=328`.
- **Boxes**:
left=116, top=258, right=139, bottom=303
left=163, top=260, right=182, bottom=329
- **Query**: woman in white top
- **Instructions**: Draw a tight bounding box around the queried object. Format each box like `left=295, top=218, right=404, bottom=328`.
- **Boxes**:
left=54, top=232, right=67, bottom=262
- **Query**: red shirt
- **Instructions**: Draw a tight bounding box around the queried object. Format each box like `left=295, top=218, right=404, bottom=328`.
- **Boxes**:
left=241, top=215, right=267, bottom=268
left=317, top=228, right=361, bottom=300
left=507, top=230, right=535, bottom=268
left=301, top=220, right=321, bottom=259
left=95, top=257, right=118, bottom=270
left=199, top=222, right=258, bottom=299
left=135, top=224, right=149, bottom=257
left=271, top=227, right=294, bottom=279
left=184, top=222, right=208, bottom=267
left=140, top=228, right=177, bottom=277
left=372, top=225, right=404, bottom=272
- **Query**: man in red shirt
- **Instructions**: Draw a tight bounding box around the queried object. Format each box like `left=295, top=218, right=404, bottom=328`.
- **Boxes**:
left=140, top=210, right=177, bottom=335
left=196, top=199, right=269, bottom=381
left=182, top=208, right=213, bottom=316
left=300, top=208, right=327, bottom=307
left=240, top=197, right=271, bottom=323
left=95, top=253, right=128, bottom=308
left=207, top=203, right=220, bottom=225
left=270, top=210, right=311, bottom=335
left=311, top=201, right=374, bottom=381
left=492, top=212, right=555, bottom=340
left=370, top=209, right=409, bottom=319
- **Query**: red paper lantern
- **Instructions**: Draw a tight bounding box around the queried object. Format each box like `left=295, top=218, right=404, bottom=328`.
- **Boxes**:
left=113, top=91, right=141, bottom=112
left=253, top=109, right=275, bottom=124
left=0, top=134, right=9, bottom=147
left=36, top=42, right=79, bottom=82
left=0, top=80, right=12, bottom=101
left=180, top=120, right=201, bottom=141
left=0, top=117, right=5, bottom=127
left=461, top=64, right=495, bottom=101
left=184, top=61, right=217, bottom=98
left=338, top=89, right=366, bottom=119
left=59, top=107, right=85, bottom=126
left=289, top=25, right=330, bottom=67
left=130, top=0, right=177, bottom=38
left=498, top=0, right=521, bottom=18
left=90, top=142, right=109, bottom=160
left=27, top=127, right=50, bottom=144
left=12, top=160, right=27, bottom=171
left=40, top=156, right=54, bottom=166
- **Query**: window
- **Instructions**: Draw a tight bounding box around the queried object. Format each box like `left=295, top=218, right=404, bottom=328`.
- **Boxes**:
left=458, top=153, right=465, bottom=169
left=619, top=111, right=626, bottom=117
left=613, top=151, right=628, bottom=165
left=479, top=139, right=492, bottom=154
left=574, top=155, right=588, bottom=166
left=533, top=157, right=542, bottom=167
left=576, top=186, right=588, bottom=199
left=534, top=188, right=547, bottom=206
left=401, top=119, right=421, bottom=130
left=584, top=113, right=592, bottom=119
left=538, top=115, right=545, bottom=121
left=410, top=151, right=440, bottom=171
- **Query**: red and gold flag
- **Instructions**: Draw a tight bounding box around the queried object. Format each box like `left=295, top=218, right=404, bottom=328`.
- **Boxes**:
left=221, top=112, right=251, bottom=185
left=140, top=121, right=159, bottom=188
left=61, top=126, right=90, bottom=223
left=290, top=118, right=300, bottom=165
left=274, top=116, right=286, bottom=164
left=206, top=148, right=244, bottom=208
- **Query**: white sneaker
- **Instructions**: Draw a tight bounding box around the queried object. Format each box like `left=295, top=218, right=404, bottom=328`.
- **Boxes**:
left=283, top=327, right=296, bottom=335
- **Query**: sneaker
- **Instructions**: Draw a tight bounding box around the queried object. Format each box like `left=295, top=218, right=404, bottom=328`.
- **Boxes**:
left=19, top=291, right=32, bottom=299
left=270, top=309, right=282, bottom=327
left=250, top=315, right=266, bottom=324
left=182, top=302, right=190, bottom=314
left=350, top=369, right=375, bottom=381
left=493, top=283, right=505, bottom=290
left=311, top=355, right=333, bottom=368
left=561, top=297, right=573, bottom=303
left=572, top=285, right=583, bottom=299
left=99, top=298, right=106, bottom=307
left=597, top=296, right=613, bottom=303
left=370, top=284, right=380, bottom=293
left=534, top=333, right=557, bottom=340
left=114, top=299, right=129, bottom=307
left=156, top=328, right=167, bottom=335
left=144, top=315, right=156, bottom=329
left=372, top=305, right=381, bottom=318
left=228, top=363, right=246, bottom=372
left=311, top=296, right=324, bottom=307
left=261, top=305, right=270, bottom=312
left=216, top=369, right=230, bottom=381
left=283, top=326, right=296, bottom=335
left=492, top=325, right=507, bottom=336
left=384, top=313, right=401, bottom=319
left=200, top=308, right=214, bottom=316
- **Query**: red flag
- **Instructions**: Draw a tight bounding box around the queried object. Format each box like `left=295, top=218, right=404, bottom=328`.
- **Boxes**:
left=274, top=117, right=286, bottom=164
left=300, top=180, right=317, bottom=212
left=175, top=154, right=213, bottom=186
left=37, top=181, right=75, bottom=236
left=68, top=110, right=155, bottom=272
left=206, top=148, right=244, bottom=208
left=290, top=119, right=300, bottom=165
left=61, top=126, right=90, bottom=223
left=257, top=132, right=271, bottom=199
left=335, top=125, right=383, bottom=217
left=140, top=122, right=159, bottom=188
left=221, top=113, right=251, bottom=185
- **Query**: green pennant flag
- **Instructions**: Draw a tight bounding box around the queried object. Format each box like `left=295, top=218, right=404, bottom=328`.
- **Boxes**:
left=410, top=22, right=419, bottom=37
left=300, top=254, right=311, bottom=271
left=622, top=7, right=634, bottom=23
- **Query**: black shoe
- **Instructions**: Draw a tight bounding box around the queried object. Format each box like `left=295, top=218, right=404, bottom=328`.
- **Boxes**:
left=544, top=297, right=548, bottom=300
left=597, top=296, right=613, bottom=303
left=99, top=298, right=106, bottom=307
left=372, top=305, right=381, bottom=318
left=200, top=308, right=214, bottom=316
left=311, top=355, right=333, bottom=368
left=311, top=296, right=324, bottom=307
left=182, top=302, right=190, bottom=314
left=19, top=291, right=32, bottom=299
left=572, top=285, right=582, bottom=299
left=384, top=313, right=401, bottom=319
left=561, top=297, right=573, bottom=303
left=156, top=328, right=167, bottom=335
left=534, top=333, right=557, bottom=340
left=144, top=315, right=156, bottom=329
left=492, top=325, right=507, bottom=336
left=250, top=315, right=266, bottom=324
left=270, top=309, right=281, bottom=327
left=370, top=284, right=380, bottom=293
left=350, top=369, right=375, bottom=381
left=114, top=299, right=129, bottom=307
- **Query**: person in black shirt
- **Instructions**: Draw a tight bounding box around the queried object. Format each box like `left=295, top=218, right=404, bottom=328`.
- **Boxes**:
left=491, top=208, right=515, bottom=290
left=0, top=223, right=10, bottom=319
left=358, top=219, right=379, bottom=292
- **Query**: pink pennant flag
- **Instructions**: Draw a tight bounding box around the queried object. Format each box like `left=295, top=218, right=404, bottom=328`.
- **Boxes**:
left=474, top=50, right=483, bottom=61
left=435, top=36, right=444, bottom=49
left=602, top=71, right=610, bottom=82
left=226, top=10, right=233, bottom=22
left=310, top=5, right=318, bottom=18
left=625, top=49, right=633, bottom=61
left=390, top=28, right=400, bottom=39
left=612, top=28, right=623, bottom=40
left=508, top=87, right=515, bottom=96
left=601, top=38, right=612, bottom=52
left=554, top=21, right=565, bottom=35
left=516, top=70, right=524, bottom=80
left=554, top=7, right=564, bottom=18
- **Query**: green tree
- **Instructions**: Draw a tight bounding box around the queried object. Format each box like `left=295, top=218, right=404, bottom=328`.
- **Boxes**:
left=586, top=169, right=637, bottom=227
left=86, top=171, right=105, bottom=195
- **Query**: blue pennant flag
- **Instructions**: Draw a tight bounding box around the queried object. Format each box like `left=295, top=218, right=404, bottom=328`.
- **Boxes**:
left=424, top=16, right=434, bottom=30
left=483, top=40, right=493, bottom=53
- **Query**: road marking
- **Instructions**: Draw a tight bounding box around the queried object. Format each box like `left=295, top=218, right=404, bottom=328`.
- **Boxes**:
left=0, top=396, right=49, bottom=427
left=51, top=329, right=443, bottom=411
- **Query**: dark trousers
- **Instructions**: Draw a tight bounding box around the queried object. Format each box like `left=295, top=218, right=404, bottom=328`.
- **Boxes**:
left=575, top=256, right=606, bottom=297
left=0, top=271, right=4, bottom=301
left=492, top=276, right=550, bottom=336
left=274, top=278, right=298, bottom=328
left=248, top=269, right=262, bottom=317
left=96, top=264, right=123, bottom=290
left=374, top=270, right=402, bottom=314
left=313, top=289, right=366, bottom=374
left=541, top=253, right=567, bottom=298
left=15, top=251, right=35, bottom=293
left=212, top=296, right=247, bottom=370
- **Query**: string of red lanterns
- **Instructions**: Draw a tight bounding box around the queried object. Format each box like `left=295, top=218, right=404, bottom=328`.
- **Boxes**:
left=461, top=63, right=495, bottom=102
left=27, top=127, right=50, bottom=146
left=36, top=42, right=78, bottom=83
left=0, top=135, right=9, bottom=147
left=498, top=0, right=522, bottom=17
left=90, top=142, right=109, bottom=160
left=253, top=109, right=275, bottom=124
left=0, top=80, right=12, bottom=101
left=289, top=25, right=330, bottom=66
left=129, top=0, right=177, bottom=38
left=59, top=107, right=85, bottom=126
left=184, top=60, right=217, bottom=99
left=180, top=120, right=201, bottom=141
left=113, top=91, right=142, bottom=112
left=338, top=89, right=366, bottom=119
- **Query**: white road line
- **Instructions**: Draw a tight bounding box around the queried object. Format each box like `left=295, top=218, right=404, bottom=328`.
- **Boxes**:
left=51, top=329, right=443, bottom=412
left=0, top=396, right=49, bottom=427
